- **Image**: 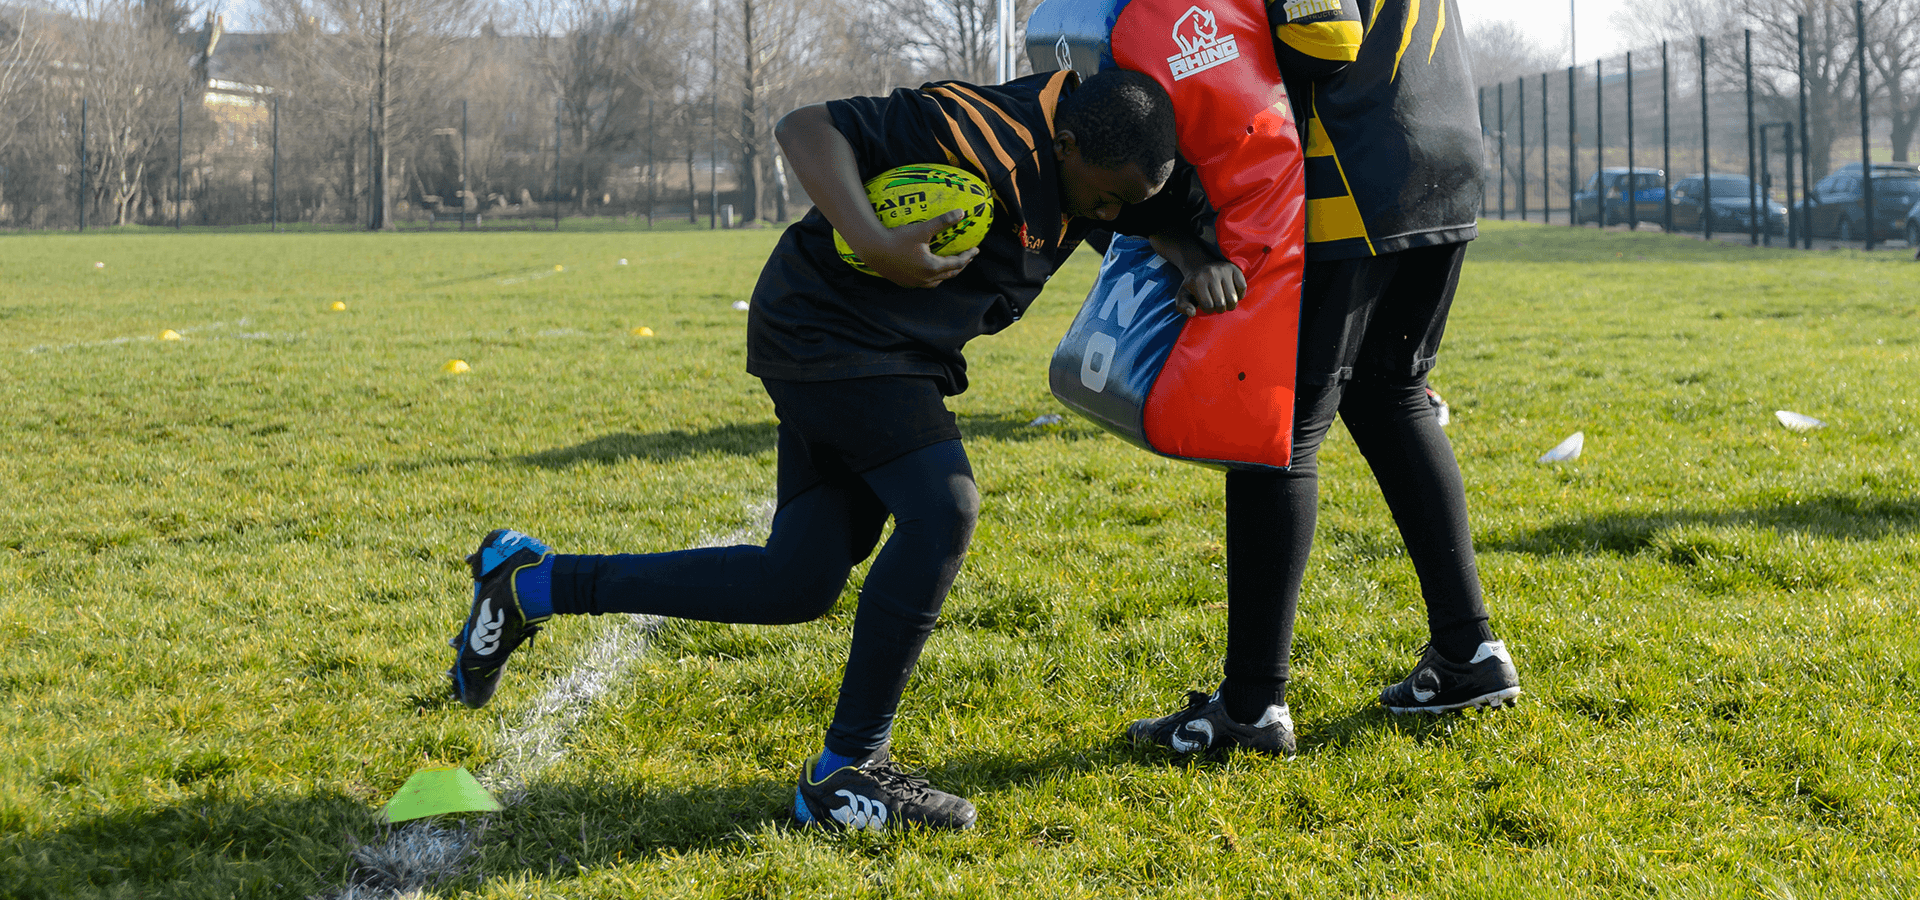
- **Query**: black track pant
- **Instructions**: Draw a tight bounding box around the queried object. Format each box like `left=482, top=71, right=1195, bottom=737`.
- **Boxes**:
left=549, top=380, right=976, bottom=758
left=1221, top=243, right=1491, bottom=715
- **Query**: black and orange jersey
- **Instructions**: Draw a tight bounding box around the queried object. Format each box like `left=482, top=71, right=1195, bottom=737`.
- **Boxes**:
left=746, top=71, right=1213, bottom=395
left=1266, top=0, right=1482, bottom=259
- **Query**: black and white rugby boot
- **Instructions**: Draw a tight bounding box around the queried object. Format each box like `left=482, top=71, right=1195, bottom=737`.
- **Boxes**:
left=793, top=748, right=977, bottom=832
left=1379, top=640, right=1522, bottom=714
left=448, top=529, right=553, bottom=709
left=1127, top=689, right=1296, bottom=756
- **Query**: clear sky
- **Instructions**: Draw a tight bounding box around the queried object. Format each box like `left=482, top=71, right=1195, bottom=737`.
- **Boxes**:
left=1459, top=0, right=1634, bottom=65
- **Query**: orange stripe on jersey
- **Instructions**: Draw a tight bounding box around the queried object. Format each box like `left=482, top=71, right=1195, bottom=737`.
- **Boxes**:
left=938, top=83, right=1041, bottom=158
left=928, top=86, right=1027, bottom=212
left=927, top=86, right=1024, bottom=175
left=1037, top=70, right=1072, bottom=134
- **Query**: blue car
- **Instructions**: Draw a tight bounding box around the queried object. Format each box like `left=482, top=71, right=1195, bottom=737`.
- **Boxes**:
left=1574, top=167, right=1666, bottom=225
left=1668, top=174, right=1789, bottom=236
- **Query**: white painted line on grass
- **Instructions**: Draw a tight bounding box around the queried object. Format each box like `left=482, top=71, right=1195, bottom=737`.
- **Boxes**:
left=326, top=500, right=776, bottom=898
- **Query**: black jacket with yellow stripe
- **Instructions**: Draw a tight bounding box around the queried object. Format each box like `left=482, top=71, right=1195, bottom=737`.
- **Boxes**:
left=1268, top=0, right=1482, bottom=259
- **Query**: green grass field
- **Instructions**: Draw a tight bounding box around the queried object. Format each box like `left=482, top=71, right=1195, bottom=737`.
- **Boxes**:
left=2, top=222, right=1917, bottom=898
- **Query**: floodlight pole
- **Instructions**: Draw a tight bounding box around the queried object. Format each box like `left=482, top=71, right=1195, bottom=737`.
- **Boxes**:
left=1855, top=0, right=1873, bottom=250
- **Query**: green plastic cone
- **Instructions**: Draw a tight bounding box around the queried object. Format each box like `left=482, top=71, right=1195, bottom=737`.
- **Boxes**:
left=384, top=766, right=501, bottom=823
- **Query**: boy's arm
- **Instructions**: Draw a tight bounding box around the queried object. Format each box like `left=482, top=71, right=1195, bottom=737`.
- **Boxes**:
left=774, top=103, right=978, bottom=289
left=1150, top=232, right=1246, bottom=317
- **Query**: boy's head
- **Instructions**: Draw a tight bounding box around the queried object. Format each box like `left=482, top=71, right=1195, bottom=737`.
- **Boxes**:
left=1053, top=69, right=1178, bottom=221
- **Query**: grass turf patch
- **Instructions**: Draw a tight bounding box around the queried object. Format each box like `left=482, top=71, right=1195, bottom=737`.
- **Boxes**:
left=1, top=221, right=1916, bottom=897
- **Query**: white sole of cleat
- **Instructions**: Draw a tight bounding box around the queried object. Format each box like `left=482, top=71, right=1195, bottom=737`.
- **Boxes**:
left=1386, top=686, right=1523, bottom=715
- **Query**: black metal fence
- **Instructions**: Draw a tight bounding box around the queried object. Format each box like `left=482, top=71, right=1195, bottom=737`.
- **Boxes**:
left=1478, top=3, right=1919, bottom=251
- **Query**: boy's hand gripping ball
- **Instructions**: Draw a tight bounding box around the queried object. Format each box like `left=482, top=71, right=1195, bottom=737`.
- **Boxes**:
left=833, top=164, right=995, bottom=276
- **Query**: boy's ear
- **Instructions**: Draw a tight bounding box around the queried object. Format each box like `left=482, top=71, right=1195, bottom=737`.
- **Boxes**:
left=1053, top=129, right=1078, bottom=162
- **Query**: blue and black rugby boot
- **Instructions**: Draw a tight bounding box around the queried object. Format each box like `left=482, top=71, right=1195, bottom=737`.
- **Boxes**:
left=794, top=748, right=977, bottom=832
left=1379, top=640, right=1522, bottom=714
left=448, top=529, right=554, bottom=709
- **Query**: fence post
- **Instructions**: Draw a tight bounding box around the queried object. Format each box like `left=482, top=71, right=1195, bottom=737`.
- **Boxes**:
left=1783, top=123, right=1795, bottom=247
left=1497, top=83, right=1506, bottom=219
left=460, top=99, right=468, bottom=231
left=1759, top=125, right=1771, bottom=246
left=1542, top=72, right=1550, bottom=225
left=1700, top=37, right=1712, bottom=242
left=1797, top=15, right=1812, bottom=249
left=1662, top=41, right=1672, bottom=233
left=1855, top=0, right=1873, bottom=250
left=1518, top=77, right=1528, bottom=221
left=176, top=97, right=184, bottom=230
left=1745, top=29, right=1757, bottom=245
left=1595, top=58, right=1604, bottom=226
left=79, top=98, right=87, bottom=231
left=1568, top=65, right=1577, bottom=226
left=1627, top=51, right=1637, bottom=229
left=646, top=98, right=655, bottom=229
left=272, top=95, right=280, bottom=232
left=1479, top=87, right=1488, bottom=215
left=554, top=100, right=563, bottom=231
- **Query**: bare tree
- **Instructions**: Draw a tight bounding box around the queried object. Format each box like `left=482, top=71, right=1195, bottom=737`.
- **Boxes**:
left=1614, top=0, right=1862, bottom=178
left=1466, top=19, right=1563, bottom=88
left=46, top=0, right=202, bottom=225
left=263, top=0, right=478, bottom=229
left=1865, top=0, right=1920, bottom=160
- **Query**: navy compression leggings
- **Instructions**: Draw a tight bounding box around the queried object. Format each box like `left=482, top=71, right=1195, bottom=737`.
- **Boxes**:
left=1221, top=373, right=1490, bottom=715
left=548, top=438, right=977, bottom=758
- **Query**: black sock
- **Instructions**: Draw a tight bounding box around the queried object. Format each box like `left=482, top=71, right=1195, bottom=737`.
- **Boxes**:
left=1221, top=680, right=1286, bottom=724
left=1431, top=620, right=1495, bottom=664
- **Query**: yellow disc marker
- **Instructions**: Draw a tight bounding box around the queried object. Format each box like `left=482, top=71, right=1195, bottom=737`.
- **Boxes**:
left=630, top=326, right=654, bottom=337
left=159, top=329, right=182, bottom=341
left=330, top=301, right=347, bottom=312
left=442, top=359, right=470, bottom=374
left=553, top=264, right=564, bottom=272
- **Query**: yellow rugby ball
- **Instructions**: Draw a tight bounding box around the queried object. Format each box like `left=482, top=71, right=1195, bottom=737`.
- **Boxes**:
left=832, top=164, right=994, bottom=277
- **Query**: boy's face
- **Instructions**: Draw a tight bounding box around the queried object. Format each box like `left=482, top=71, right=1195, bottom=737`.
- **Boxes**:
left=1054, top=130, right=1168, bottom=221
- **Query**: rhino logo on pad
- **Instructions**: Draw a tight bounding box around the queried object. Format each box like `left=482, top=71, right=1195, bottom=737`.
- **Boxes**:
left=1166, top=6, right=1240, bottom=80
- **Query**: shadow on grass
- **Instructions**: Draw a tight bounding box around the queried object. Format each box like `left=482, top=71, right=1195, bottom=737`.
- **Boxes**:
left=0, top=790, right=372, bottom=900
left=517, top=422, right=778, bottom=468
left=513, top=411, right=1092, bottom=471
left=1482, top=493, right=1920, bottom=557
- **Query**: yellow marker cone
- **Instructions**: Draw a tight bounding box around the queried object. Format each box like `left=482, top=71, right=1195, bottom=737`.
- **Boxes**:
left=630, top=326, right=654, bottom=337
left=330, top=301, right=347, bottom=312
left=384, top=766, right=501, bottom=823
left=553, top=264, right=564, bottom=272
left=159, top=329, right=182, bottom=341
left=442, top=359, right=470, bottom=374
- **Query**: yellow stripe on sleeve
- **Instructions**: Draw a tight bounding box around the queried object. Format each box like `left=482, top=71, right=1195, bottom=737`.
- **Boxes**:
left=1277, top=20, right=1363, bottom=63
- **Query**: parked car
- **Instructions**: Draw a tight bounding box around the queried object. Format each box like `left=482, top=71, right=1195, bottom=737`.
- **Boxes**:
left=1809, top=164, right=1920, bottom=241
left=1906, top=197, right=1920, bottom=248
left=1573, top=167, right=1666, bottom=225
left=1667, top=174, right=1788, bottom=235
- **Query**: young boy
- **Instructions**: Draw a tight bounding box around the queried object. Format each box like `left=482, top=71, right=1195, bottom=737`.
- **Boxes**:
left=445, top=68, right=1241, bottom=831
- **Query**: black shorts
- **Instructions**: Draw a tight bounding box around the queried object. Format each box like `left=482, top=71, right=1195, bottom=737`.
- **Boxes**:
left=761, top=376, right=963, bottom=503
left=1294, top=242, right=1468, bottom=386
